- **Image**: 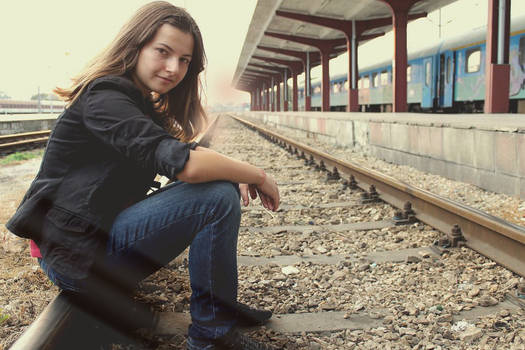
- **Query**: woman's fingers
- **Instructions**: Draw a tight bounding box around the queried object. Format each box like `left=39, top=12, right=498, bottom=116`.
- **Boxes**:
left=249, top=184, right=258, bottom=199
left=239, top=184, right=250, bottom=206
left=257, top=175, right=279, bottom=211
left=258, top=190, right=275, bottom=211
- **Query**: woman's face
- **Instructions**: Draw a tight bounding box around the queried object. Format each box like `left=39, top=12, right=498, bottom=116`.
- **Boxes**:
left=133, top=23, right=194, bottom=96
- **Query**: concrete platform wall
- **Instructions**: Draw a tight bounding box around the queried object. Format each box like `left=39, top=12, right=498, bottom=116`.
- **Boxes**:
left=0, top=114, right=59, bottom=135
left=235, top=111, right=525, bottom=199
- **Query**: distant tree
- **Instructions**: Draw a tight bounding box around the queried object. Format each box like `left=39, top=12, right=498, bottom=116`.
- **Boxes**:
left=31, top=93, right=60, bottom=101
left=0, top=91, right=11, bottom=99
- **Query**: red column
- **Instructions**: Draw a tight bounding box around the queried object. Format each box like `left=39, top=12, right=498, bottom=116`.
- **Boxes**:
left=484, top=0, right=511, bottom=113
left=392, top=8, right=408, bottom=112
left=305, top=88, right=311, bottom=111
left=283, top=73, right=288, bottom=112
left=320, top=52, right=330, bottom=111
left=347, top=35, right=359, bottom=112
left=291, top=72, right=298, bottom=111
left=270, top=80, right=275, bottom=112
left=380, top=0, right=422, bottom=112
left=265, top=86, right=270, bottom=111
left=276, top=79, right=281, bottom=112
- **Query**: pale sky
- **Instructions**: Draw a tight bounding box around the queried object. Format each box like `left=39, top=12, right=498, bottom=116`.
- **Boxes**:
left=1, top=0, right=524, bottom=106
left=0, top=0, right=256, bottom=105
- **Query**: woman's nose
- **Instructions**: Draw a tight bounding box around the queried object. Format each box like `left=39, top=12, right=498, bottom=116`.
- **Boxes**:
left=165, top=57, right=179, bottom=73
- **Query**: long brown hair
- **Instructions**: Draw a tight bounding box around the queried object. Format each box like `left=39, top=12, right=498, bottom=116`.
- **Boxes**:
left=54, top=1, right=207, bottom=141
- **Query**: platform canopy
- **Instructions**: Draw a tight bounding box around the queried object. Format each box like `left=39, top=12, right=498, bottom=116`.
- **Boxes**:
left=233, top=0, right=458, bottom=99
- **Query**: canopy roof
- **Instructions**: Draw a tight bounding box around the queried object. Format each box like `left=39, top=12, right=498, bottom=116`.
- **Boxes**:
left=233, top=0, right=458, bottom=90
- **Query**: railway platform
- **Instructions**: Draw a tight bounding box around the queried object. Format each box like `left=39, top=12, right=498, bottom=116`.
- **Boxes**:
left=236, top=111, right=525, bottom=199
left=0, top=114, right=58, bottom=135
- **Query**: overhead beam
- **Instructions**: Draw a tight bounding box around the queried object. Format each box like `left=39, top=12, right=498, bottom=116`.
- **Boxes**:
left=275, top=10, right=426, bottom=112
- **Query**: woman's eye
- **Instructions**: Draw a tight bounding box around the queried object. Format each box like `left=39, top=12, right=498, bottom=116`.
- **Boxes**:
left=156, top=48, right=168, bottom=55
left=181, top=58, right=191, bottom=64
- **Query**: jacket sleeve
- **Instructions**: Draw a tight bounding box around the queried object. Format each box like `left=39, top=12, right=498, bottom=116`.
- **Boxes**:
left=83, top=80, right=191, bottom=179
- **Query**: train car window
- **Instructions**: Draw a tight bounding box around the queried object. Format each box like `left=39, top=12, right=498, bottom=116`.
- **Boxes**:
left=314, top=86, right=321, bottom=94
left=407, top=65, right=412, bottom=83
left=363, top=76, right=370, bottom=89
left=358, top=78, right=362, bottom=89
left=344, top=80, right=349, bottom=91
left=446, top=57, right=452, bottom=84
left=466, top=48, right=481, bottom=73
left=380, top=70, right=389, bottom=86
left=518, top=35, right=525, bottom=69
left=333, top=83, right=340, bottom=93
left=425, top=61, right=431, bottom=86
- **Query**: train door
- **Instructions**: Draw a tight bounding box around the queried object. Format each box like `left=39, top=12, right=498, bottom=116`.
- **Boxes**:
left=422, top=57, right=433, bottom=108
left=438, top=51, right=455, bottom=108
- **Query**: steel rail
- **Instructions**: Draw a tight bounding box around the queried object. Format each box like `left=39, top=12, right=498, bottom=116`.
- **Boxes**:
left=0, top=130, right=51, bottom=144
left=0, top=131, right=51, bottom=154
left=0, top=137, right=49, bottom=149
left=8, top=115, right=220, bottom=350
left=231, top=115, right=525, bottom=278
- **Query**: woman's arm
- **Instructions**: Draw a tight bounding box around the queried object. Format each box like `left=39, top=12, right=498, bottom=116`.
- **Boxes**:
left=176, top=146, right=279, bottom=211
left=176, top=146, right=263, bottom=184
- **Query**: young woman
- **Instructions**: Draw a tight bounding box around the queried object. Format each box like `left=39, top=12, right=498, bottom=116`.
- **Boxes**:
left=7, top=2, right=279, bottom=349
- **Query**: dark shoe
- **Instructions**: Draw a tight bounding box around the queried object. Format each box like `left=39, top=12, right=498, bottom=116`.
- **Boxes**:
left=186, top=327, right=275, bottom=350
left=235, top=302, right=272, bottom=327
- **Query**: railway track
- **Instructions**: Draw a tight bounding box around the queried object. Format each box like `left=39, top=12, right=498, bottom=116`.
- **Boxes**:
left=8, top=115, right=525, bottom=350
left=0, top=130, right=50, bottom=155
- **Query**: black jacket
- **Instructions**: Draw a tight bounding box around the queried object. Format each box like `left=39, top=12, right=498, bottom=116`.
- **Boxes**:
left=6, top=75, right=196, bottom=279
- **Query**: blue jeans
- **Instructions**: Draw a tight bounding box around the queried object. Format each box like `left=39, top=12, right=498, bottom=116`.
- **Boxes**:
left=39, top=180, right=241, bottom=340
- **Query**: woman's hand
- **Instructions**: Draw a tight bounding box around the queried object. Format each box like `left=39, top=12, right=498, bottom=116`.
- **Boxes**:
left=239, top=172, right=279, bottom=211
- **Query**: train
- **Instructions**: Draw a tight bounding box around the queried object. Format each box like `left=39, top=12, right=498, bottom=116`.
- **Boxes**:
left=0, top=99, right=65, bottom=114
left=298, top=15, right=525, bottom=113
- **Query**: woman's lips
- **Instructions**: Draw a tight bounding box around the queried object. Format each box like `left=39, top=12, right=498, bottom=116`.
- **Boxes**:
left=157, top=76, right=173, bottom=83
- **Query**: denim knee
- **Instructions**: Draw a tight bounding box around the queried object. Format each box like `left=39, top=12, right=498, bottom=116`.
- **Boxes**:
left=207, top=181, right=241, bottom=222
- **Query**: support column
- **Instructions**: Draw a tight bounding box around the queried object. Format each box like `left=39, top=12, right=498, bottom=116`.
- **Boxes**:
left=348, top=20, right=359, bottom=112
left=265, top=83, right=270, bottom=111
left=261, top=82, right=266, bottom=111
left=275, top=79, right=281, bottom=112
left=283, top=68, right=289, bottom=112
left=259, top=86, right=263, bottom=111
left=379, top=0, right=422, bottom=112
left=484, top=0, right=511, bottom=113
left=270, top=77, right=275, bottom=112
left=305, top=51, right=312, bottom=111
left=392, top=9, right=408, bottom=112
left=320, top=52, right=330, bottom=111
left=292, top=71, right=299, bottom=111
